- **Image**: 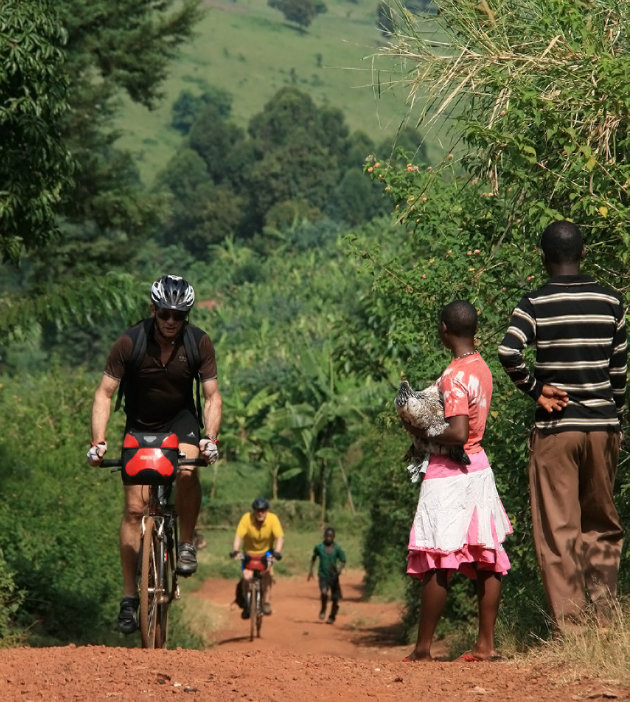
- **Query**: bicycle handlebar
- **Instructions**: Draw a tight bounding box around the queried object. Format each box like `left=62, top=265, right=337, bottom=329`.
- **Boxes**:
left=231, top=551, right=279, bottom=563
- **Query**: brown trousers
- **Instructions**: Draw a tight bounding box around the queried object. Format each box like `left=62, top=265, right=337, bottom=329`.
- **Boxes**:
left=528, top=430, right=623, bottom=624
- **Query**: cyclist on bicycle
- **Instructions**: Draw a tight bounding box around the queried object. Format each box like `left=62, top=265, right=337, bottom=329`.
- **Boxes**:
left=87, top=274, right=223, bottom=634
left=230, top=497, right=284, bottom=619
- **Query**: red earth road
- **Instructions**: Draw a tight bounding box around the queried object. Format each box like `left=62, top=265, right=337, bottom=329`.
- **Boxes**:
left=0, top=570, right=627, bottom=701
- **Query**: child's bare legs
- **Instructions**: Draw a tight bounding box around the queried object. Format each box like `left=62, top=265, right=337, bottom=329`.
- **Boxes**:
left=471, top=570, right=501, bottom=659
left=405, top=569, right=448, bottom=661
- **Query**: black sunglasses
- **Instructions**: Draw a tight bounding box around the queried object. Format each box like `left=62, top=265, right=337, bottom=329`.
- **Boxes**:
left=156, top=309, right=187, bottom=322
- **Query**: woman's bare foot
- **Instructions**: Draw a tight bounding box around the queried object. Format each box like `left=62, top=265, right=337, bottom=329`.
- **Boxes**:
left=402, top=649, right=433, bottom=662
left=457, top=649, right=501, bottom=662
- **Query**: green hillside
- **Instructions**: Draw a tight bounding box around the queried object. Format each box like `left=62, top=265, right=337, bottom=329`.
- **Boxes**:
left=115, top=0, right=417, bottom=184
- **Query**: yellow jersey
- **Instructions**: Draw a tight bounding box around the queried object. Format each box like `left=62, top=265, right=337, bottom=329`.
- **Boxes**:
left=236, top=511, right=284, bottom=554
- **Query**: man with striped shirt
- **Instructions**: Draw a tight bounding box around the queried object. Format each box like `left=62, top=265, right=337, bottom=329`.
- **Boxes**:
left=499, top=220, right=627, bottom=629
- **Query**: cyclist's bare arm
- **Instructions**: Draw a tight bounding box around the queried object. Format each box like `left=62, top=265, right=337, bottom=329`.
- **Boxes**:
left=201, top=378, right=222, bottom=440
left=91, top=374, right=119, bottom=444
left=232, top=535, right=243, bottom=556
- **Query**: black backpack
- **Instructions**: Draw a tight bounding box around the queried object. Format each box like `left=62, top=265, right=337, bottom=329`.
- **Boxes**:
left=114, top=318, right=205, bottom=429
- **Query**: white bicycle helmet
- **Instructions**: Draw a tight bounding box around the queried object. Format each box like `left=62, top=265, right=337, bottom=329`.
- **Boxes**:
left=150, top=274, right=195, bottom=311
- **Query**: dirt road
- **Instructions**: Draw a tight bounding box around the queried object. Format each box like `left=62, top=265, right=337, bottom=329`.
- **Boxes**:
left=0, top=570, right=627, bottom=701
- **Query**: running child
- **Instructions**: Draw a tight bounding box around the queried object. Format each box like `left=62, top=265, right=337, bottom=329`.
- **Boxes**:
left=308, top=527, right=346, bottom=624
left=402, top=300, right=512, bottom=662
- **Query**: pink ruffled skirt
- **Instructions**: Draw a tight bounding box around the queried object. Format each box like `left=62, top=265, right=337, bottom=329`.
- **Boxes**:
left=407, top=450, right=512, bottom=581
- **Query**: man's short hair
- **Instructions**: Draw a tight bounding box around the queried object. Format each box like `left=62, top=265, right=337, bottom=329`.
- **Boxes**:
left=441, top=300, right=478, bottom=336
left=540, top=221, right=583, bottom=263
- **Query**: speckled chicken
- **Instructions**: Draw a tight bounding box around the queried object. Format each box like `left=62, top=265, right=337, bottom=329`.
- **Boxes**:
left=395, top=379, right=470, bottom=481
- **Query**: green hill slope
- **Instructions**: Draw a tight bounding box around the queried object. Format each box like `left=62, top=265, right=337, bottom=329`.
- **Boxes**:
left=116, top=0, right=415, bottom=184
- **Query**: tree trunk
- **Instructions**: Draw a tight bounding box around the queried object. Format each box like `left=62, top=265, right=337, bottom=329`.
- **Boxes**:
left=337, top=459, right=355, bottom=514
left=320, top=462, right=328, bottom=522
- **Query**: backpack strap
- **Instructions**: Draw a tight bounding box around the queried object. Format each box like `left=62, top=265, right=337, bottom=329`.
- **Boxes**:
left=114, top=318, right=152, bottom=414
left=182, top=324, right=205, bottom=429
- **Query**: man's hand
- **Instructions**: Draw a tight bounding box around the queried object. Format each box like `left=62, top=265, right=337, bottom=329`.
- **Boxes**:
left=307, top=571, right=313, bottom=581
left=272, top=551, right=282, bottom=561
left=229, top=550, right=240, bottom=559
left=199, top=437, right=219, bottom=464
left=86, top=441, right=107, bottom=466
left=537, top=384, right=569, bottom=413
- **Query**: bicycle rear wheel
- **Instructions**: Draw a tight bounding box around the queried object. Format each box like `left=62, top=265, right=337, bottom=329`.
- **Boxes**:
left=140, top=516, right=169, bottom=649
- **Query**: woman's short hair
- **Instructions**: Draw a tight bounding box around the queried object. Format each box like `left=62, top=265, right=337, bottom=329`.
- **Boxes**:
left=441, top=300, right=478, bottom=336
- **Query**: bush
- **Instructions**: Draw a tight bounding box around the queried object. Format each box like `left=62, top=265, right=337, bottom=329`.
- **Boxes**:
left=0, top=368, right=125, bottom=644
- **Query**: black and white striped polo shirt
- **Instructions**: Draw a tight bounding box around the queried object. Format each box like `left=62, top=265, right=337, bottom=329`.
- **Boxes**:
left=498, top=275, right=627, bottom=432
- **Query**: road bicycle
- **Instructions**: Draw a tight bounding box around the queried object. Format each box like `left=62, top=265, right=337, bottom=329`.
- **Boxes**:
left=102, top=432, right=205, bottom=649
left=233, top=552, right=275, bottom=641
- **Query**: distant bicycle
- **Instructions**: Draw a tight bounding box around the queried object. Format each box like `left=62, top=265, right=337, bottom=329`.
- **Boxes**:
left=231, top=551, right=276, bottom=641
left=102, top=432, right=205, bottom=649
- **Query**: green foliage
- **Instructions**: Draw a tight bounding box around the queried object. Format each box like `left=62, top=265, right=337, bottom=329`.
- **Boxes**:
left=0, top=368, right=126, bottom=644
left=0, top=0, right=73, bottom=263
left=352, top=0, right=630, bottom=641
left=362, top=434, right=417, bottom=600
left=268, top=0, right=328, bottom=29
left=0, top=271, right=145, bottom=343
left=377, top=0, right=630, bottom=284
left=1, top=0, right=205, bottom=351
left=0, top=541, right=25, bottom=646
left=207, top=227, right=393, bottom=511
left=172, top=87, right=233, bottom=135
left=158, top=86, right=389, bottom=251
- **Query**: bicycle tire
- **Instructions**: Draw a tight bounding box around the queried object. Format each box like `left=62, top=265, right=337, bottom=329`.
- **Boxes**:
left=255, top=584, right=263, bottom=638
left=140, top=517, right=161, bottom=649
left=249, top=581, right=257, bottom=642
left=153, top=532, right=173, bottom=649
left=160, top=533, right=177, bottom=647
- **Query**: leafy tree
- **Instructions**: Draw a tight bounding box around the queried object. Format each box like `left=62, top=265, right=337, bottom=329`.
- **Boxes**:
left=157, top=147, right=209, bottom=201
left=328, top=168, right=387, bottom=225
left=157, top=86, right=385, bottom=251
left=0, top=0, right=204, bottom=343
left=188, top=104, right=245, bottom=183
left=268, top=0, right=327, bottom=29
left=0, top=1, right=73, bottom=263
left=171, top=86, right=233, bottom=134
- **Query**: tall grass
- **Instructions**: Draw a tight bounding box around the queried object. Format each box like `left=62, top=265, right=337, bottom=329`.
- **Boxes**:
left=525, top=599, right=630, bottom=684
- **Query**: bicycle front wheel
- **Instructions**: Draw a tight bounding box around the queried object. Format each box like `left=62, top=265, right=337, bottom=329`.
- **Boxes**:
left=255, top=585, right=263, bottom=639
left=249, top=581, right=257, bottom=642
left=140, top=516, right=169, bottom=649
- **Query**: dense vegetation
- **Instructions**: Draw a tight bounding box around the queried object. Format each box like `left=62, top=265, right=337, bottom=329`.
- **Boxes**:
left=0, top=0, right=628, bottom=652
